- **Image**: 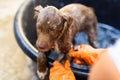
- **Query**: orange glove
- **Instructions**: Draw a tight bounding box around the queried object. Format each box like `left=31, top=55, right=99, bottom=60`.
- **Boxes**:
left=49, top=60, right=76, bottom=80
left=73, top=58, right=86, bottom=65
left=69, top=44, right=107, bottom=65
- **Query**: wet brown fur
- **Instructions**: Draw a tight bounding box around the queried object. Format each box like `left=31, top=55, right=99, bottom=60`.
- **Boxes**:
left=34, top=4, right=97, bottom=80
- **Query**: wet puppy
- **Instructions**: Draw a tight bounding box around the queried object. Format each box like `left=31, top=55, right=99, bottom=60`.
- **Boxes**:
left=34, top=4, right=97, bottom=80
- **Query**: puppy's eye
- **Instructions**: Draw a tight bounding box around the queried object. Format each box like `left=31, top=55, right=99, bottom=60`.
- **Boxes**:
left=48, top=28, right=56, bottom=35
left=51, top=25, right=57, bottom=30
left=49, top=28, right=55, bottom=31
left=49, top=25, right=56, bottom=31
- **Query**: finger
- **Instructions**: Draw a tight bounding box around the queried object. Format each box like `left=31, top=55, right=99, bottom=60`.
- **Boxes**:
left=73, top=45, right=81, bottom=51
left=64, top=60, right=71, bottom=70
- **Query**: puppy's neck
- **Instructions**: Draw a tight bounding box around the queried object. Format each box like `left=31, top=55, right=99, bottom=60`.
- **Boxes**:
left=56, top=18, right=68, bottom=40
left=54, top=41, right=60, bottom=53
left=54, top=29, right=73, bottom=54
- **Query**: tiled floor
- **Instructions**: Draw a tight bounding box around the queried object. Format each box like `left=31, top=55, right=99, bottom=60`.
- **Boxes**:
left=0, top=0, right=38, bottom=80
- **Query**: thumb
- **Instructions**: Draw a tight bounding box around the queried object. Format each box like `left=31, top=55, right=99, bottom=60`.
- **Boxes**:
left=53, top=61, right=62, bottom=67
left=64, top=60, right=71, bottom=70
left=51, top=61, right=64, bottom=72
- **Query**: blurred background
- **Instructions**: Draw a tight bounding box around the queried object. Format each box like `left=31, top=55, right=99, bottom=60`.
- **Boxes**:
left=0, top=0, right=38, bottom=80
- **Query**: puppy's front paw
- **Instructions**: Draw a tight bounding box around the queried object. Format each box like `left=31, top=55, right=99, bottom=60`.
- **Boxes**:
left=37, top=68, right=48, bottom=80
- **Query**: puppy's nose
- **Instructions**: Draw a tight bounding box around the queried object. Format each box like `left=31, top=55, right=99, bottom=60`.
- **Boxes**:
left=37, top=42, right=47, bottom=49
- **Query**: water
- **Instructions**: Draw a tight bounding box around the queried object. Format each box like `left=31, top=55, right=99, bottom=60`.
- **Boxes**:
left=74, top=23, right=120, bottom=48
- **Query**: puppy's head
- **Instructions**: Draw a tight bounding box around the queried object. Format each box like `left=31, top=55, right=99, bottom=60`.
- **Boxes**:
left=34, top=5, right=73, bottom=52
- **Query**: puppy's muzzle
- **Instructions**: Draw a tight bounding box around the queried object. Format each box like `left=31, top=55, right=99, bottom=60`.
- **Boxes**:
left=36, top=42, right=49, bottom=52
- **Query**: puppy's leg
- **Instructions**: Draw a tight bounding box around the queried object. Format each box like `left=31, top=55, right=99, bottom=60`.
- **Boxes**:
left=85, top=24, right=98, bottom=48
left=37, top=52, right=48, bottom=80
left=58, top=42, right=73, bottom=64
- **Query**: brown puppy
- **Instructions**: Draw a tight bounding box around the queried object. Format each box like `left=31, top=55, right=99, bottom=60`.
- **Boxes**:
left=34, top=4, right=97, bottom=79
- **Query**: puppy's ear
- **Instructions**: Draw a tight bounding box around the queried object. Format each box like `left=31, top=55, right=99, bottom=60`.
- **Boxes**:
left=62, top=14, right=73, bottom=28
left=34, top=5, right=43, bottom=19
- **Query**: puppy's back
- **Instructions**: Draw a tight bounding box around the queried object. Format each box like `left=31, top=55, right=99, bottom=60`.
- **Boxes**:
left=59, top=4, right=94, bottom=17
left=59, top=4, right=97, bottom=32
